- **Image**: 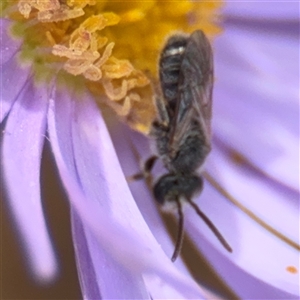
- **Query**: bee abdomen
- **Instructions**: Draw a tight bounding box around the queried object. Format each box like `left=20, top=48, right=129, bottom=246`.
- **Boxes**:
left=159, top=34, right=188, bottom=106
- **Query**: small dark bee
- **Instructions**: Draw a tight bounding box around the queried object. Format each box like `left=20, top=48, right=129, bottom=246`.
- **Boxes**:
left=143, top=30, right=232, bottom=261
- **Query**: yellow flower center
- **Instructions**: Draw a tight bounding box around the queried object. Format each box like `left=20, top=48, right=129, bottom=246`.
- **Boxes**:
left=2, top=0, right=222, bottom=134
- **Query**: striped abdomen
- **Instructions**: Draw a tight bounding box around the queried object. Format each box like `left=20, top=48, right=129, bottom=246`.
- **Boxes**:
left=159, top=34, right=188, bottom=112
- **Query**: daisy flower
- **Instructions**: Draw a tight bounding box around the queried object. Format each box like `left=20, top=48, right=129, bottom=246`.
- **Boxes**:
left=1, top=1, right=221, bottom=298
left=1, top=1, right=299, bottom=299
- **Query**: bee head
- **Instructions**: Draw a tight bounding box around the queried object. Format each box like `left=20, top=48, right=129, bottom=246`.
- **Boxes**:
left=153, top=173, right=203, bottom=205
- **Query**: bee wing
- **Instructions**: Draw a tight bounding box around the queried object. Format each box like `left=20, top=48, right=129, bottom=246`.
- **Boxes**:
left=169, top=30, right=214, bottom=145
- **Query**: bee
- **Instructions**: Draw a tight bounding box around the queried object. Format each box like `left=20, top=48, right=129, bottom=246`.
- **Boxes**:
left=142, top=30, right=232, bottom=261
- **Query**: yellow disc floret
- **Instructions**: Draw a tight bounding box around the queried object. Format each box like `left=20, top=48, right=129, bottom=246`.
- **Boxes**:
left=3, top=0, right=222, bottom=134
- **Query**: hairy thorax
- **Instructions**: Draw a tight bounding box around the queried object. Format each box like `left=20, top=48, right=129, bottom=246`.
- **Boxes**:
left=153, top=120, right=211, bottom=174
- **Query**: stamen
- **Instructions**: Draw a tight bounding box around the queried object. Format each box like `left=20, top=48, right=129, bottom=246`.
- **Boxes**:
left=102, top=58, right=134, bottom=79
left=52, top=45, right=99, bottom=61
left=18, top=0, right=60, bottom=19
left=9, top=0, right=222, bottom=134
left=94, top=43, right=114, bottom=67
left=66, top=0, right=96, bottom=8
left=105, top=95, right=131, bottom=117
left=83, top=65, right=102, bottom=81
left=38, top=5, right=84, bottom=23
left=79, top=13, right=120, bottom=32
left=102, top=79, right=128, bottom=101
left=69, top=30, right=92, bottom=53
left=127, top=70, right=150, bottom=89
left=17, top=1, right=33, bottom=19
left=45, top=31, right=56, bottom=46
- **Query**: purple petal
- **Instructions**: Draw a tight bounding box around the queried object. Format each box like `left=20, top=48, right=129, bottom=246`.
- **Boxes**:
left=213, top=17, right=299, bottom=191
left=209, top=145, right=298, bottom=244
left=0, top=18, right=22, bottom=65
left=109, top=122, right=232, bottom=299
left=47, top=89, right=206, bottom=298
left=184, top=145, right=299, bottom=297
left=189, top=6, right=299, bottom=298
left=71, top=93, right=204, bottom=298
left=72, top=210, right=149, bottom=299
left=47, top=86, right=147, bottom=297
left=108, top=120, right=192, bottom=272
left=223, top=2, right=299, bottom=21
left=68, top=94, right=149, bottom=298
left=47, top=85, right=101, bottom=298
left=71, top=210, right=103, bottom=299
left=187, top=221, right=298, bottom=299
left=187, top=7, right=300, bottom=295
left=47, top=82, right=76, bottom=174
left=1, top=18, right=31, bottom=122
left=108, top=121, right=203, bottom=298
left=2, top=79, right=58, bottom=281
left=1, top=57, right=31, bottom=122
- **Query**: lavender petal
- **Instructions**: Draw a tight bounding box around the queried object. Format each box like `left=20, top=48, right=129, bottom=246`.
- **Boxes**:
left=0, top=18, right=22, bottom=65
left=71, top=209, right=102, bottom=300
left=108, top=120, right=192, bottom=271
left=2, top=79, right=58, bottom=281
left=47, top=90, right=206, bottom=298
left=1, top=57, right=31, bottom=123
left=72, top=93, right=205, bottom=298
left=1, top=18, right=31, bottom=122
left=187, top=219, right=298, bottom=300
left=213, top=17, right=299, bottom=191
left=185, top=146, right=299, bottom=297
left=223, top=2, right=299, bottom=21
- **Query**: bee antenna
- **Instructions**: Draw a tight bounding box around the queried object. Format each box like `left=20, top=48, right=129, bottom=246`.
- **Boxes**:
left=186, top=198, right=232, bottom=253
left=171, top=198, right=185, bottom=262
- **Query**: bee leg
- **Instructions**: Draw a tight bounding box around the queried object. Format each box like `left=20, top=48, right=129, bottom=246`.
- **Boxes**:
left=127, top=155, right=158, bottom=182
left=155, top=96, right=170, bottom=125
